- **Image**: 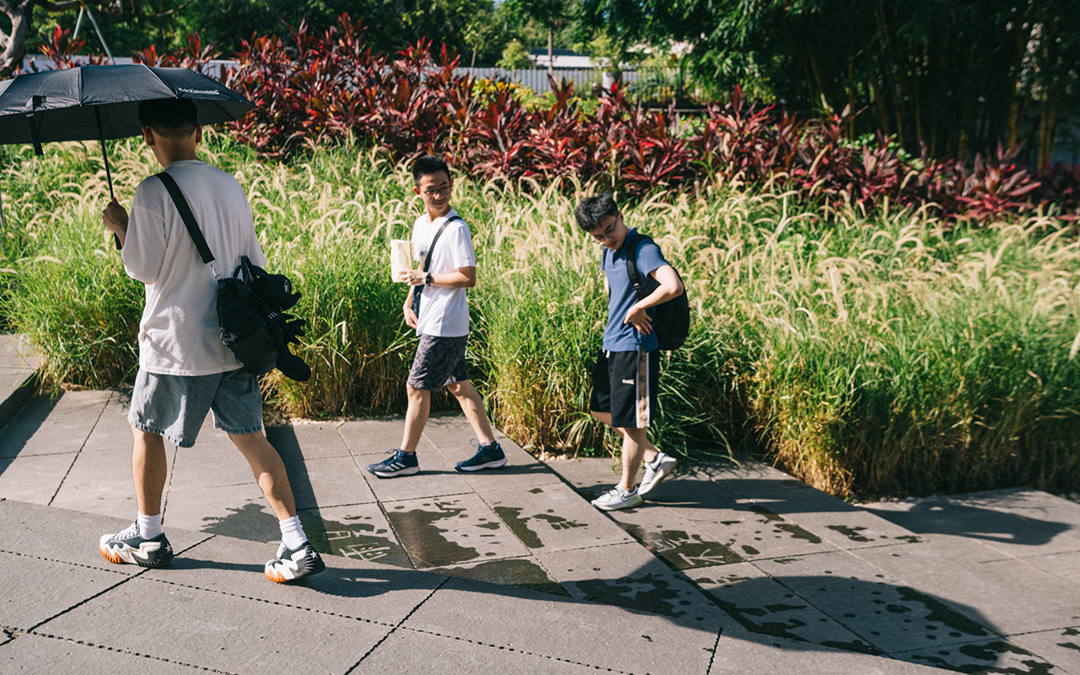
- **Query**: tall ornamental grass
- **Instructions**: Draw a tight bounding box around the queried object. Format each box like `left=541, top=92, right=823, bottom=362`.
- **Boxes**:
left=2, top=135, right=1078, bottom=498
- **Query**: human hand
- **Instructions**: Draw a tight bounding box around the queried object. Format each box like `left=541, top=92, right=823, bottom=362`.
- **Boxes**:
left=102, top=199, right=129, bottom=235
left=400, top=268, right=426, bottom=287
left=404, top=302, right=418, bottom=329
left=624, top=304, right=652, bottom=335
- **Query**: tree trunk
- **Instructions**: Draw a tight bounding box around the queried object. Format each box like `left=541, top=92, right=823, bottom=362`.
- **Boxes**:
left=0, top=1, right=35, bottom=79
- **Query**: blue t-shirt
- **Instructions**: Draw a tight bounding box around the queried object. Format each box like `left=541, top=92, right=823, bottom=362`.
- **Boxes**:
left=601, top=228, right=668, bottom=352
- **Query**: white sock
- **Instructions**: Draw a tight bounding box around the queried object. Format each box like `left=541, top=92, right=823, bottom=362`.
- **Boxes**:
left=279, top=516, right=307, bottom=550
left=137, top=513, right=163, bottom=539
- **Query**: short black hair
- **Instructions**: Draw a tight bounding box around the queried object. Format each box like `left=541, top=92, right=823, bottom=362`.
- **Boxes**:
left=412, top=154, right=450, bottom=184
left=575, top=192, right=619, bottom=232
left=138, top=98, right=198, bottom=138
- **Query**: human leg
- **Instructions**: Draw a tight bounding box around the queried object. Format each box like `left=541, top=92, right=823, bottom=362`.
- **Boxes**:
left=230, top=431, right=297, bottom=520
left=447, top=379, right=507, bottom=471
left=446, top=380, right=496, bottom=445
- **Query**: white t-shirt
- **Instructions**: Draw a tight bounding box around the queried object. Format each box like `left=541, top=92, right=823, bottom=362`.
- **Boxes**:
left=411, top=208, right=476, bottom=337
left=122, top=160, right=266, bottom=376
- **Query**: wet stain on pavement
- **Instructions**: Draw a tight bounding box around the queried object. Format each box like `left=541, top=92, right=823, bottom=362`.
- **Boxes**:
left=620, top=523, right=744, bottom=569
left=494, top=506, right=589, bottom=549
left=386, top=500, right=485, bottom=568
left=300, top=513, right=412, bottom=568
left=826, top=525, right=873, bottom=542
left=494, top=506, right=542, bottom=548
left=910, top=640, right=1056, bottom=673
left=895, top=587, right=988, bottom=636
left=749, top=505, right=823, bottom=544
left=430, top=558, right=572, bottom=597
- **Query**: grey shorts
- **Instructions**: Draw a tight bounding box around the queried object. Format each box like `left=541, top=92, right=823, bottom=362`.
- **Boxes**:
left=407, top=334, right=470, bottom=391
left=128, top=368, right=264, bottom=448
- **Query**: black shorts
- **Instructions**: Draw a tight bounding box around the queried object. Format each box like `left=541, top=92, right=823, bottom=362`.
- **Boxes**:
left=589, top=348, right=659, bottom=429
left=407, top=334, right=470, bottom=391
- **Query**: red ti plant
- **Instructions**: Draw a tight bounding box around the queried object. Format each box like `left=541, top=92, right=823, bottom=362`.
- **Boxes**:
left=955, top=143, right=1041, bottom=221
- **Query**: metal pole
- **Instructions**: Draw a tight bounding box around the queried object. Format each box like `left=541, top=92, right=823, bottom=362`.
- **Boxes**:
left=73, top=6, right=85, bottom=40
left=95, top=107, right=120, bottom=249
left=83, top=5, right=115, bottom=65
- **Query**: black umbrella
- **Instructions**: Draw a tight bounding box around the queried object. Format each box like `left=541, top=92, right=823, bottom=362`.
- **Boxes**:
left=0, top=64, right=254, bottom=230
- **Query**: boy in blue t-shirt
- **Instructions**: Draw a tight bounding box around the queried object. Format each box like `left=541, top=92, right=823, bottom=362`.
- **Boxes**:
left=575, top=193, right=685, bottom=510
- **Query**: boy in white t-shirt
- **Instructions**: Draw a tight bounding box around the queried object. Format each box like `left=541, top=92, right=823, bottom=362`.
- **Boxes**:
left=365, top=155, right=506, bottom=477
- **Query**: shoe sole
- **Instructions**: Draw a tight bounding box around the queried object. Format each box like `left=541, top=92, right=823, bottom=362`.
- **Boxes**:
left=591, top=496, right=643, bottom=511
left=99, top=542, right=173, bottom=568
left=638, top=460, right=676, bottom=496
left=369, top=466, right=420, bottom=479
left=455, top=458, right=507, bottom=472
left=265, top=558, right=326, bottom=583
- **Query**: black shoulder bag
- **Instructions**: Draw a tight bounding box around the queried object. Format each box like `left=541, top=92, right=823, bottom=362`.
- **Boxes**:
left=155, top=172, right=311, bottom=381
left=410, top=214, right=464, bottom=317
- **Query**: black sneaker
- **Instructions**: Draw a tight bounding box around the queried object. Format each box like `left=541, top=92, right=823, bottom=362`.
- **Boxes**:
left=455, top=441, right=507, bottom=472
left=365, top=448, right=420, bottom=478
left=99, top=523, right=174, bottom=569
left=264, top=542, right=326, bottom=583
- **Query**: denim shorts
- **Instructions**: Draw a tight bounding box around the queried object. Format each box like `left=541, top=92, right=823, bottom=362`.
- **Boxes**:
left=406, top=334, right=470, bottom=391
left=128, top=368, right=264, bottom=448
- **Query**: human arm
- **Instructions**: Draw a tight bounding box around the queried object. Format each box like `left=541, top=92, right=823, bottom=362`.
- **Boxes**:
left=397, top=266, right=476, bottom=289
left=623, top=264, right=684, bottom=335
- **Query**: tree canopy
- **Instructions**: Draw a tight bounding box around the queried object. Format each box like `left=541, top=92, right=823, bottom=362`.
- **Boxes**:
left=582, top=0, right=1080, bottom=166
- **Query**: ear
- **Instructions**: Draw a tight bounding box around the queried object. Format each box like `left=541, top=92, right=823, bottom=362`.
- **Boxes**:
left=413, top=185, right=420, bottom=195
left=194, top=125, right=203, bottom=144
left=142, top=127, right=155, bottom=146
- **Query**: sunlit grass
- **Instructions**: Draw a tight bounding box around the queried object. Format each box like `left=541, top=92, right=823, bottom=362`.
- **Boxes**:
left=2, top=133, right=1078, bottom=498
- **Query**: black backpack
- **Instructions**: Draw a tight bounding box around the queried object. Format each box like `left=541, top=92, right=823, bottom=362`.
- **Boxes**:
left=617, top=232, right=690, bottom=351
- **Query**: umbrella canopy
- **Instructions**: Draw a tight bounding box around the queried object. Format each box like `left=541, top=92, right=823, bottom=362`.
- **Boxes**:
left=0, top=64, right=253, bottom=147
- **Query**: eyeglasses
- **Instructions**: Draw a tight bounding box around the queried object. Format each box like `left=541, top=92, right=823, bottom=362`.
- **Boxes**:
left=590, top=220, right=618, bottom=243
left=422, top=183, right=451, bottom=197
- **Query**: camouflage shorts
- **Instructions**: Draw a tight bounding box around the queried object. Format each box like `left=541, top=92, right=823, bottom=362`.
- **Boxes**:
left=406, top=334, right=470, bottom=391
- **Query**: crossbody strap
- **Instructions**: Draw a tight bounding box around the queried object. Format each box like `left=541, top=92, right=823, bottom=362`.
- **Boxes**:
left=155, top=172, right=218, bottom=274
left=421, top=214, right=464, bottom=273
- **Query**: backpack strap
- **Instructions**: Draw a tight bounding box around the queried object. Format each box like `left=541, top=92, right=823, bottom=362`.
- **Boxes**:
left=155, top=172, right=219, bottom=275
left=623, top=231, right=649, bottom=301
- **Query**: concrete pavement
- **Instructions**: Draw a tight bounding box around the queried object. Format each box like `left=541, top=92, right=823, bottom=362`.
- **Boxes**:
left=1, top=332, right=1079, bottom=674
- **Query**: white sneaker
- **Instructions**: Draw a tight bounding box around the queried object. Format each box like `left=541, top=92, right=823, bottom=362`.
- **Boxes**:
left=591, top=485, right=643, bottom=511
left=639, top=452, right=676, bottom=496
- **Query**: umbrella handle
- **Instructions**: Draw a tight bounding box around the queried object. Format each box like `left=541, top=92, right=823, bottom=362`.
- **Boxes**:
left=94, top=107, right=120, bottom=250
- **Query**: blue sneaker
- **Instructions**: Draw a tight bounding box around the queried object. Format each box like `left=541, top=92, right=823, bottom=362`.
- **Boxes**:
left=455, top=441, right=507, bottom=472
left=366, top=449, right=420, bottom=478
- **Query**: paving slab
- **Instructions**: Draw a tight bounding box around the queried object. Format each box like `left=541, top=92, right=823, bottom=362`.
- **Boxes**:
left=39, top=576, right=390, bottom=674
left=865, top=489, right=1080, bottom=557
left=891, top=637, right=1067, bottom=674
left=425, top=555, right=569, bottom=597
left=854, top=537, right=1080, bottom=635
left=0, top=390, right=111, bottom=459
left=535, top=540, right=725, bottom=624
left=0, top=551, right=133, bottom=628
left=751, top=549, right=996, bottom=655
left=139, top=534, right=446, bottom=627
left=0, top=453, right=77, bottom=506
left=708, top=629, right=949, bottom=675
left=355, top=448, right=475, bottom=502
left=284, top=455, right=372, bottom=510
left=359, top=627, right=610, bottom=675
left=684, top=561, right=879, bottom=654
left=402, top=575, right=724, bottom=675
left=266, top=420, right=353, bottom=461
left=1009, top=627, right=1080, bottom=675
left=383, top=492, right=531, bottom=568
left=606, top=502, right=748, bottom=568
left=484, top=482, right=636, bottom=552
left=337, top=417, right=411, bottom=456
left=0, top=632, right=200, bottom=675
left=163, top=484, right=279, bottom=540
left=298, top=502, right=413, bottom=568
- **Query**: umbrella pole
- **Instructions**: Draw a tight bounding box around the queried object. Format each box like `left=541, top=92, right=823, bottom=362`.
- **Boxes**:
left=95, top=108, right=120, bottom=249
